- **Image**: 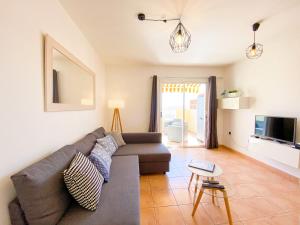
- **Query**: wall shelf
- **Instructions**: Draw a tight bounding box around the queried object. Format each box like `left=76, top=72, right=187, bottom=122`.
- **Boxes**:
left=218, top=97, right=249, bottom=109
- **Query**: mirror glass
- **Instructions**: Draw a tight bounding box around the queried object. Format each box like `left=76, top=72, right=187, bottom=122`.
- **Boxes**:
left=52, top=49, right=94, bottom=106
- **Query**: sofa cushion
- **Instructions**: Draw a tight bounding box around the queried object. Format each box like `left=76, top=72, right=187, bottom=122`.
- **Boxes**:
left=105, top=131, right=126, bottom=147
left=88, top=144, right=112, bottom=182
left=11, top=145, right=77, bottom=225
left=97, top=136, right=117, bottom=156
left=73, top=133, right=97, bottom=155
left=113, top=143, right=171, bottom=163
left=57, top=156, right=140, bottom=225
left=91, top=127, right=106, bottom=139
left=105, top=134, right=119, bottom=149
left=64, top=152, right=104, bottom=211
left=8, top=198, right=28, bottom=225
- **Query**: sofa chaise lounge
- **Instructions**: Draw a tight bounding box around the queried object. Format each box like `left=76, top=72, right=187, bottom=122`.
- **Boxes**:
left=9, top=127, right=171, bottom=225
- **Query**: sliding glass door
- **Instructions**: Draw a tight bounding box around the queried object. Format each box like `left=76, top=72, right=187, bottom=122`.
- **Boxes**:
left=160, top=79, right=207, bottom=148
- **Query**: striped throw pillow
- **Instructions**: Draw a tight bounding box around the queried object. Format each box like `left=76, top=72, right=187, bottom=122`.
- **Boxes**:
left=64, top=152, right=104, bottom=211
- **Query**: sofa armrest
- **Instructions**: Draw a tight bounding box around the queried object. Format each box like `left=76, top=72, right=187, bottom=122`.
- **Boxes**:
left=122, top=132, right=162, bottom=144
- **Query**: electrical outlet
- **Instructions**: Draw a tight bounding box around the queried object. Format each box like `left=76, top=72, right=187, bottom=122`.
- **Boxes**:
left=228, top=131, right=231, bottom=135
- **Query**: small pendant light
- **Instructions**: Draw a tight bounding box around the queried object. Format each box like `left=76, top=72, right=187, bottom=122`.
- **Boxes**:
left=169, top=21, right=191, bottom=53
left=246, top=22, right=263, bottom=59
left=137, top=13, right=191, bottom=53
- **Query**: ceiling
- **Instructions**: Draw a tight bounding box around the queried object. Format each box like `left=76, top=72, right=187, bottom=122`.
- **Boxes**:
left=60, top=0, right=300, bottom=66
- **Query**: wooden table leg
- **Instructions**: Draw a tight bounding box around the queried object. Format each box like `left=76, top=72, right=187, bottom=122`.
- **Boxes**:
left=188, top=173, right=194, bottom=190
left=215, top=191, right=220, bottom=207
left=193, top=175, right=200, bottom=204
left=212, top=189, right=215, bottom=205
left=210, top=177, right=215, bottom=205
left=222, top=190, right=233, bottom=225
left=192, top=187, right=204, bottom=216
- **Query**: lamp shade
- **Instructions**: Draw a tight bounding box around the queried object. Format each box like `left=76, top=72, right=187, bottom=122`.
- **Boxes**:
left=108, top=100, right=125, bottom=109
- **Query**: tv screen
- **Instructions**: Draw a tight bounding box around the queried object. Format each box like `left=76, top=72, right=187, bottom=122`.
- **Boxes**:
left=255, top=115, right=296, bottom=144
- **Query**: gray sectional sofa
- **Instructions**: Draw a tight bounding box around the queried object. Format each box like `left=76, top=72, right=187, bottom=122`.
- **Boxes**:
left=9, top=127, right=171, bottom=225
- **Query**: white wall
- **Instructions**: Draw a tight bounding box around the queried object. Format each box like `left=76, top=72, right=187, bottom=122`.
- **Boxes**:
left=223, top=27, right=300, bottom=152
left=0, top=1, right=106, bottom=224
left=106, top=64, right=225, bottom=143
left=223, top=8, right=300, bottom=155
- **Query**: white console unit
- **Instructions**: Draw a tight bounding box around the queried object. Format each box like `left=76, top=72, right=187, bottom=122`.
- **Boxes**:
left=248, top=136, right=300, bottom=168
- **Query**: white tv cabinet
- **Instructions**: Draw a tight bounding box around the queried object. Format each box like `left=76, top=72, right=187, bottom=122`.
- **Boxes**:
left=248, top=136, right=300, bottom=176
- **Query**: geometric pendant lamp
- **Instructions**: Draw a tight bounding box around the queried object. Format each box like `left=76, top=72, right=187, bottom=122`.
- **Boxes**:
left=246, top=22, right=263, bottom=59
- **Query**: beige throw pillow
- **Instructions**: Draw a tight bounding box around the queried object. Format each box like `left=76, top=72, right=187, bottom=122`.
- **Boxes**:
left=105, top=132, right=126, bottom=147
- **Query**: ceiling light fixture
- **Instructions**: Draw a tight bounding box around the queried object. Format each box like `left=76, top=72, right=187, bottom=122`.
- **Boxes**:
left=246, top=22, right=263, bottom=59
left=137, top=13, right=191, bottom=53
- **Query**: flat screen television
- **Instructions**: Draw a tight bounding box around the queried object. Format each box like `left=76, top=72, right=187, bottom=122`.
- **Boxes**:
left=255, top=115, right=297, bottom=144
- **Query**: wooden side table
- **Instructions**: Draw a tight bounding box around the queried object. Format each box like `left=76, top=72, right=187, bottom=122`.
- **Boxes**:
left=187, top=163, right=223, bottom=205
left=192, top=183, right=233, bottom=225
left=187, top=163, right=233, bottom=225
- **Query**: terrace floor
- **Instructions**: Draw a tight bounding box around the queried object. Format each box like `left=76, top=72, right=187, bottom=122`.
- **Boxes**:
left=162, top=132, right=204, bottom=148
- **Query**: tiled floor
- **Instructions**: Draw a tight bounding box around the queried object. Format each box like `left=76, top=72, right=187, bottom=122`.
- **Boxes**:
left=140, top=146, right=300, bottom=225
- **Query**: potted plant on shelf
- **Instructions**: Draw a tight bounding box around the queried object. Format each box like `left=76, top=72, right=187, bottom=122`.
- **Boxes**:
left=221, top=89, right=242, bottom=98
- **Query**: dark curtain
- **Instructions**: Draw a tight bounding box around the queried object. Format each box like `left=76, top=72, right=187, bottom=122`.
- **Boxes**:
left=148, top=75, right=158, bottom=132
left=52, top=69, right=59, bottom=103
left=205, top=76, right=218, bottom=149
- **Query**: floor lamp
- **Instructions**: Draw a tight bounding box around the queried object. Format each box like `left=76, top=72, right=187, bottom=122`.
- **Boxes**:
left=108, top=100, right=125, bottom=132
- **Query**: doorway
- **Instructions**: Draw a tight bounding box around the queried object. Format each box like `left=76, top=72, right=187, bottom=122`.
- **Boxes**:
left=159, top=80, right=207, bottom=148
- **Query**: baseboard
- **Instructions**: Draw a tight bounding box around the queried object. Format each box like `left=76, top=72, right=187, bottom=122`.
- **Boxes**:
left=220, top=145, right=300, bottom=182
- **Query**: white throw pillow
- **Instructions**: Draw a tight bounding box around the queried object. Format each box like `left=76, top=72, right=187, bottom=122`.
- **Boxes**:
left=88, top=144, right=112, bottom=182
left=105, top=132, right=126, bottom=147
left=97, top=136, right=117, bottom=156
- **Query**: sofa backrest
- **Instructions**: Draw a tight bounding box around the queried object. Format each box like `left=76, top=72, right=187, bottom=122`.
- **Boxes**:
left=11, top=145, right=77, bottom=225
left=9, top=127, right=106, bottom=225
left=122, top=132, right=162, bottom=144
left=91, top=127, right=106, bottom=139
left=72, top=127, right=106, bottom=155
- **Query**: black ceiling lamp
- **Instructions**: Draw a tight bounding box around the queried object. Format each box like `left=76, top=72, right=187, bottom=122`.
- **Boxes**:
left=246, top=22, right=263, bottom=59
left=137, top=13, right=191, bottom=53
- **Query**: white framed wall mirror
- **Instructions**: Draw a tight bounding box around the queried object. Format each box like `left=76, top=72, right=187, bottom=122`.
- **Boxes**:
left=44, top=35, right=95, bottom=111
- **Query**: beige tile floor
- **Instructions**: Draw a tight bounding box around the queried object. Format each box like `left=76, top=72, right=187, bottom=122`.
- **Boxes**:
left=140, top=147, right=300, bottom=225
